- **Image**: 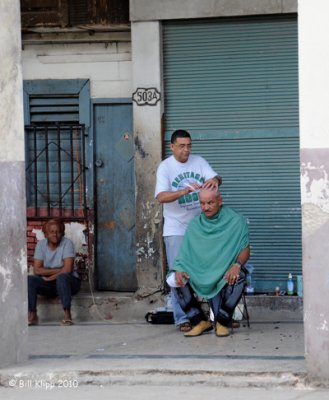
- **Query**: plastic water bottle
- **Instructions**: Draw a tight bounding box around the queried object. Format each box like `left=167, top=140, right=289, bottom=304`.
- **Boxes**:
left=245, top=273, right=254, bottom=295
left=287, top=273, right=294, bottom=295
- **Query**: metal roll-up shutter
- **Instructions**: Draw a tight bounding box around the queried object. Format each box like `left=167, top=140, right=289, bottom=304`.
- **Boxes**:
left=163, top=15, right=301, bottom=292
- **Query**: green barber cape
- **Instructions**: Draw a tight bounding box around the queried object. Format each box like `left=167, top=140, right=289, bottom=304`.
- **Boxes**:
left=173, top=205, right=249, bottom=299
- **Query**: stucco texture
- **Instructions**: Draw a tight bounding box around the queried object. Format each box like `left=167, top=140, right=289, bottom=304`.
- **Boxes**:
left=0, top=161, right=28, bottom=367
left=0, top=1, right=24, bottom=162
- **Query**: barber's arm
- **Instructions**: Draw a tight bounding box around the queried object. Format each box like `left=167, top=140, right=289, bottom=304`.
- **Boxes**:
left=156, top=182, right=201, bottom=204
left=225, top=246, right=250, bottom=286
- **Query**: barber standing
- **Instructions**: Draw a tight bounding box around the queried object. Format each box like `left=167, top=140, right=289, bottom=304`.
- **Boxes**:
left=155, top=129, right=221, bottom=332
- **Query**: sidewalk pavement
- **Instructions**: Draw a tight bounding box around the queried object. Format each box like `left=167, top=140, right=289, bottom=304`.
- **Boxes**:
left=1, top=319, right=308, bottom=388
left=3, top=294, right=329, bottom=399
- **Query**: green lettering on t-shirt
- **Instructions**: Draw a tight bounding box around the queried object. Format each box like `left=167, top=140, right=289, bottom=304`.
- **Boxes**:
left=178, top=196, right=186, bottom=204
left=192, top=192, right=199, bottom=202
left=185, top=193, right=192, bottom=203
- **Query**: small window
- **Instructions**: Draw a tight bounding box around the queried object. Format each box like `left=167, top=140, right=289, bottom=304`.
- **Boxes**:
left=25, top=123, right=86, bottom=219
left=24, top=79, right=90, bottom=219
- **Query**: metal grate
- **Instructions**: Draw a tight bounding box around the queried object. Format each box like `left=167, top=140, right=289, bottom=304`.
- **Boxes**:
left=25, top=124, right=87, bottom=219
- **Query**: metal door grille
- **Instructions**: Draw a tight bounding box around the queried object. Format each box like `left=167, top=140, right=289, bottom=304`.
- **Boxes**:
left=25, top=124, right=87, bottom=219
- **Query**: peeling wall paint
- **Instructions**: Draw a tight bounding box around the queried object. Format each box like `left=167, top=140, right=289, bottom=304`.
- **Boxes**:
left=300, top=149, right=329, bottom=237
left=301, top=155, right=329, bottom=211
left=0, top=264, right=14, bottom=302
left=136, top=200, right=160, bottom=263
left=317, top=315, right=329, bottom=332
left=135, top=165, right=163, bottom=288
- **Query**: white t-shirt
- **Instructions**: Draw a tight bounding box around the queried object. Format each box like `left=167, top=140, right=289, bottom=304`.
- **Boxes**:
left=155, top=154, right=217, bottom=236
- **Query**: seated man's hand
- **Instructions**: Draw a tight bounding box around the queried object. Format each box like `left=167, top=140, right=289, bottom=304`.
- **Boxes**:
left=175, top=271, right=190, bottom=287
left=42, top=272, right=59, bottom=282
left=224, top=264, right=240, bottom=286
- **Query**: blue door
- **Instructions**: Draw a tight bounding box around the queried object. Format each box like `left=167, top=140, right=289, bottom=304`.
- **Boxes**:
left=94, top=101, right=137, bottom=291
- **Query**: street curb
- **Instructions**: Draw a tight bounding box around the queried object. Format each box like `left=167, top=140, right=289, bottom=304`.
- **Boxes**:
left=0, top=369, right=309, bottom=389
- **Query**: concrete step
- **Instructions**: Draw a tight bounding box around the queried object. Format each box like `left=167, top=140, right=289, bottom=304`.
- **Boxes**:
left=0, top=367, right=307, bottom=389
left=35, top=290, right=303, bottom=323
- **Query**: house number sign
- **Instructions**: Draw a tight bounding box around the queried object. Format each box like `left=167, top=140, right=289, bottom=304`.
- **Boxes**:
left=132, top=88, right=161, bottom=106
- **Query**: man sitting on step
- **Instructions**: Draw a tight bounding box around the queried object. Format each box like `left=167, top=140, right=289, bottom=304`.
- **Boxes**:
left=28, top=219, right=81, bottom=326
left=168, top=188, right=250, bottom=337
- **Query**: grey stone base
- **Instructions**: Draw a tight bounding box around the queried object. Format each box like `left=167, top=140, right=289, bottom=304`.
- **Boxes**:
left=34, top=292, right=303, bottom=323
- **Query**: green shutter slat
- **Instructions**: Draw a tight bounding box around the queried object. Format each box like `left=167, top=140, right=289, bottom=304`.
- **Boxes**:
left=30, top=106, right=79, bottom=113
left=30, top=97, right=78, bottom=105
left=29, top=95, right=80, bottom=123
left=163, top=15, right=301, bottom=293
left=30, top=114, right=79, bottom=122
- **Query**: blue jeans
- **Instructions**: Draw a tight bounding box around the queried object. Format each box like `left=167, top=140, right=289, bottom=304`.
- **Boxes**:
left=164, top=235, right=193, bottom=326
left=173, top=269, right=247, bottom=327
left=210, top=269, right=246, bottom=326
left=171, top=284, right=205, bottom=326
left=28, top=273, right=81, bottom=311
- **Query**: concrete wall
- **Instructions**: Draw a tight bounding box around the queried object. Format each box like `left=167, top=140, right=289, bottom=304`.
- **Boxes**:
left=131, top=22, right=164, bottom=292
left=0, top=0, right=28, bottom=367
left=22, top=35, right=131, bottom=99
left=130, top=0, right=297, bottom=21
left=299, top=0, right=329, bottom=384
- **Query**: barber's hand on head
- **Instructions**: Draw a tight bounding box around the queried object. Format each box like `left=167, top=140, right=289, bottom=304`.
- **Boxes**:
left=202, top=177, right=219, bottom=190
left=175, top=271, right=190, bottom=287
left=225, top=264, right=241, bottom=286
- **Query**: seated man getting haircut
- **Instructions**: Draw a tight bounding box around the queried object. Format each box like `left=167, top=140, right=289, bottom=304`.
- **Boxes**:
left=168, top=188, right=250, bottom=337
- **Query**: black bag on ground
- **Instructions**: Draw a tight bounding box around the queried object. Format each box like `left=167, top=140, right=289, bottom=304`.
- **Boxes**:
left=145, top=310, right=174, bottom=324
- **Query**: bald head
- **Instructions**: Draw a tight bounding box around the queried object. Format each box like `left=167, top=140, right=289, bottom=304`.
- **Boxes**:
left=199, top=189, right=223, bottom=218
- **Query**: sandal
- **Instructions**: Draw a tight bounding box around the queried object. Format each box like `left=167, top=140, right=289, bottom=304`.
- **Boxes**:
left=232, top=320, right=240, bottom=328
left=61, top=319, right=74, bottom=326
left=28, top=318, right=39, bottom=326
left=178, top=322, right=192, bottom=332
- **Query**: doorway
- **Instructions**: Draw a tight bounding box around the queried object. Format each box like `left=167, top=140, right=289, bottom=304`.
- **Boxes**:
left=93, top=101, right=137, bottom=291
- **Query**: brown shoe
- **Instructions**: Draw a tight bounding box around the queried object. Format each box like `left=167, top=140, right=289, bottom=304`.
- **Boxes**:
left=184, top=320, right=213, bottom=337
left=216, top=322, right=230, bottom=337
